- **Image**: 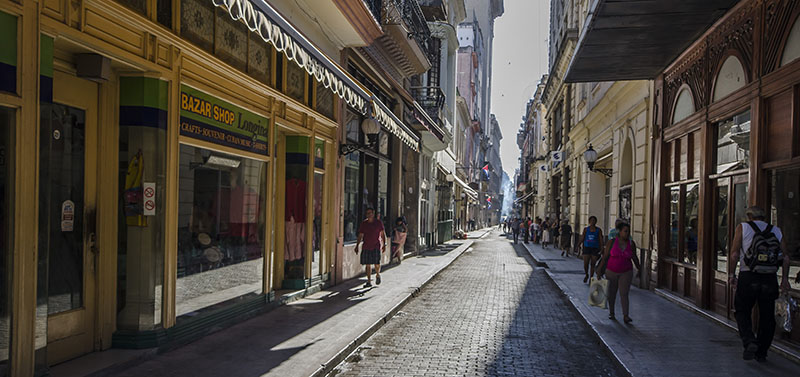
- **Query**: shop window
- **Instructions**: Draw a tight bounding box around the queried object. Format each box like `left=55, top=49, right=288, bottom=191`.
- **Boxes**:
left=714, top=110, right=750, bottom=174
left=713, top=56, right=746, bottom=102
left=781, top=15, right=800, bottom=66
left=176, top=145, right=266, bottom=319
left=680, top=135, right=688, bottom=181
left=312, top=140, right=325, bottom=276
left=769, top=168, right=800, bottom=291
left=315, top=82, right=335, bottom=120
left=119, top=0, right=147, bottom=16
left=248, top=33, right=272, bottom=85
left=181, top=0, right=214, bottom=52
left=669, top=186, right=680, bottom=258
left=344, top=151, right=360, bottom=243
left=215, top=9, right=248, bottom=71
left=714, top=183, right=729, bottom=272
left=672, top=87, right=695, bottom=124
left=157, top=0, right=172, bottom=28
left=0, top=12, right=17, bottom=95
left=692, top=131, right=701, bottom=179
left=684, top=183, right=699, bottom=264
left=0, top=107, right=13, bottom=369
left=285, top=59, right=306, bottom=103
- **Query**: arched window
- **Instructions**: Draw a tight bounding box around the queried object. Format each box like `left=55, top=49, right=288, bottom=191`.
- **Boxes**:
left=713, top=55, right=746, bottom=101
left=781, top=15, right=800, bottom=66
left=672, top=88, right=695, bottom=124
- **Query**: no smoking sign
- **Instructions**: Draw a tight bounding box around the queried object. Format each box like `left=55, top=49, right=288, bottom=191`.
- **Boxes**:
left=143, top=182, right=156, bottom=216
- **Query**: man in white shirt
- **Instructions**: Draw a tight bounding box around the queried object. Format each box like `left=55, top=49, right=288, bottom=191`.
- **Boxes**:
left=729, top=206, right=791, bottom=363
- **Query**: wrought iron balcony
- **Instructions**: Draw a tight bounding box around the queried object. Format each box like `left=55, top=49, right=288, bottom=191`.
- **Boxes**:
left=410, top=86, right=445, bottom=123
left=365, top=0, right=433, bottom=60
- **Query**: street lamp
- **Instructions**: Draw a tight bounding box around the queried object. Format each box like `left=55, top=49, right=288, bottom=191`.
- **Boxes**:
left=340, top=117, right=380, bottom=156
left=583, top=144, right=612, bottom=177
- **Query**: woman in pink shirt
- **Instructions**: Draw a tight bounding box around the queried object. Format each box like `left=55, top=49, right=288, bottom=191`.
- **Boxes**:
left=597, top=222, right=641, bottom=323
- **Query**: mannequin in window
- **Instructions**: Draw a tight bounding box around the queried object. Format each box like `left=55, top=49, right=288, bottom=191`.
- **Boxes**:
left=285, top=169, right=307, bottom=261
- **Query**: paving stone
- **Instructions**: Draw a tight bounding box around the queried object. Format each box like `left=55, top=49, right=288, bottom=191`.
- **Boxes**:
left=330, top=230, right=619, bottom=377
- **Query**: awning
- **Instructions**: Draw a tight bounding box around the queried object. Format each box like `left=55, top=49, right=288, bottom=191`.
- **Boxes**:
left=454, top=175, right=478, bottom=200
left=564, top=0, right=740, bottom=83
left=215, top=0, right=371, bottom=113
left=371, top=99, right=420, bottom=152
left=514, top=190, right=535, bottom=204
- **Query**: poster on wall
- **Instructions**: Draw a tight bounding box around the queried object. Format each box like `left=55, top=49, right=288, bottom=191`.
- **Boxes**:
left=179, top=85, right=270, bottom=155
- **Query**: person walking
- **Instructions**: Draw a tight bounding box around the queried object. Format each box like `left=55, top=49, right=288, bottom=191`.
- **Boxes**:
left=355, top=208, right=386, bottom=288
left=579, top=216, right=604, bottom=283
left=550, top=218, right=560, bottom=248
left=522, top=218, right=530, bottom=243
left=729, top=207, right=790, bottom=362
left=511, top=217, right=521, bottom=244
left=560, top=220, right=573, bottom=257
left=608, top=218, right=623, bottom=242
left=391, top=216, right=408, bottom=264
left=597, top=222, right=641, bottom=323
left=541, top=218, right=551, bottom=248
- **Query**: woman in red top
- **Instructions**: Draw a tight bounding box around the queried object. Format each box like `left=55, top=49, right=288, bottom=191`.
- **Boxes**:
left=597, top=222, right=641, bottom=323
left=356, top=208, right=386, bottom=288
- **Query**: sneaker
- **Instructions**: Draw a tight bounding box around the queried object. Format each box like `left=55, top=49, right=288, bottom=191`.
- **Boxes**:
left=376, top=275, right=382, bottom=285
left=743, top=343, right=758, bottom=360
left=364, top=281, right=372, bottom=288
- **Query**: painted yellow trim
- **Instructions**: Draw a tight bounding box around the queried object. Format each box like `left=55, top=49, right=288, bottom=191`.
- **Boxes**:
left=9, top=1, right=39, bottom=374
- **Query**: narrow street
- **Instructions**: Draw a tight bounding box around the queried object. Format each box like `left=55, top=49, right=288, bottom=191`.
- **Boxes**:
left=330, top=230, right=619, bottom=377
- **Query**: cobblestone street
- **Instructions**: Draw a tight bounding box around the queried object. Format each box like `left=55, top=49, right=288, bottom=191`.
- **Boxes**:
left=330, top=230, right=620, bottom=377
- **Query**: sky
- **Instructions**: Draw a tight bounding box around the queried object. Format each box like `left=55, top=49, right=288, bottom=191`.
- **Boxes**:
left=491, top=0, right=550, bottom=179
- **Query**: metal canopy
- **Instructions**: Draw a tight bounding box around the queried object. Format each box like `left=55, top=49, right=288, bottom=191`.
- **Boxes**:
left=564, top=0, right=741, bottom=83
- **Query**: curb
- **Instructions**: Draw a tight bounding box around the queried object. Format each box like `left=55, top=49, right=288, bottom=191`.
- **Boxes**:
left=519, top=242, right=633, bottom=377
left=312, top=239, right=477, bottom=377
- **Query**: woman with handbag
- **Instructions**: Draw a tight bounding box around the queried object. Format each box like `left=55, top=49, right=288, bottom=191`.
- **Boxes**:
left=597, top=222, right=641, bottom=323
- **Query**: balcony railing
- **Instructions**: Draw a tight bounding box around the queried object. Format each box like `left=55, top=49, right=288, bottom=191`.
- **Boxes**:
left=365, top=0, right=433, bottom=60
left=410, top=86, right=445, bottom=123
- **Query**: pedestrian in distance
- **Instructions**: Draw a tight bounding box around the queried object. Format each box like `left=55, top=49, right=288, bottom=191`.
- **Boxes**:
left=579, top=216, right=604, bottom=283
left=355, top=208, right=386, bottom=288
left=522, top=218, right=530, bottom=243
left=551, top=218, right=560, bottom=248
left=541, top=218, right=551, bottom=248
left=597, top=222, right=641, bottom=323
left=608, top=218, right=623, bottom=242
left=391, top=216, right=408, bottom=264
left=511, top=217, right=520, bottom=244
left=534, top=217, right=542, bottom=244
left=729, top=206, right=790, bottom=362
left=560, top=220, right=573, bottom=257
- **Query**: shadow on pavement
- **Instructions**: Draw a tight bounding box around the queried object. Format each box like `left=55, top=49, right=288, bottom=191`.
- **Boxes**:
left=114, top=278, right=376, bottom=377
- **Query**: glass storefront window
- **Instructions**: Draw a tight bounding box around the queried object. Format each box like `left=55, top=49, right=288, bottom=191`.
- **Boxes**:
left=176, top=145, right=266, bottom=318
left=714, top=184, right=729, bottom=272
left=0, top=107, right=13, bottom=370
left=344, top=151, right=360, bottom=243
left=684, top=183, right=699, bottom=264
left=770, top=168, right=800, bottom=291
left=312, top=172, right=323, bottom=276
left=669, top=186, right=679, bottom=258
left=715, top=110, right=751, bottom=174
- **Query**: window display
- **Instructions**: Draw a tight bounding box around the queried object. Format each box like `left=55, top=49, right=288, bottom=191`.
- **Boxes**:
left=770, top=168, right=800, bottom=291
left=176, top=145, right=266, bottom=318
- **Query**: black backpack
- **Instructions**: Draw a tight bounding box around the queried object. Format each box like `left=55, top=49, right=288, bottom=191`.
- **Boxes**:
left=743, top=221, right=783, bottom=274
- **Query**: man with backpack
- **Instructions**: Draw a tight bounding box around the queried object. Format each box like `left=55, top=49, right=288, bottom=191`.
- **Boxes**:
left=729, top=207, right=791, bottom=362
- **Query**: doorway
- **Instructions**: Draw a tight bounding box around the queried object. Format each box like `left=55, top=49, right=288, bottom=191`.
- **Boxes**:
left=39, top=71, right=98, bottom=364
left=710, top=174, right=748, bottom=317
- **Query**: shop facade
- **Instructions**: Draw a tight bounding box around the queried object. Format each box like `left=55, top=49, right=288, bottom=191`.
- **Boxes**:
left=648, top=0, right=800, bottom=344
left=0, top=0, right=395, bottom=373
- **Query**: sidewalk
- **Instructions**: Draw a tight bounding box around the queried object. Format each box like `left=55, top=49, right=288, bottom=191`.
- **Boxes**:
left=52, top=233, right=483, bottom=377
left=518, top=239, right=800, bottom=377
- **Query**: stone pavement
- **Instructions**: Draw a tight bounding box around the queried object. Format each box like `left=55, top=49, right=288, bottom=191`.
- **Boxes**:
left=55, top=229, right=493, bottom=377
left=330, top=230, right=620, bottom=377
left=519, top=238, right=800, bottom=377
